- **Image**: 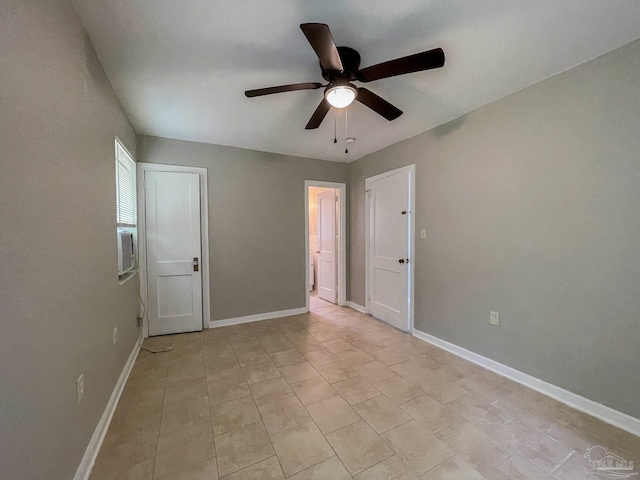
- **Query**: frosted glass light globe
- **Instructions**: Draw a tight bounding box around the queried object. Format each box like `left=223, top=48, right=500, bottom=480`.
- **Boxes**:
left=325, top=85, right=357, bottom=108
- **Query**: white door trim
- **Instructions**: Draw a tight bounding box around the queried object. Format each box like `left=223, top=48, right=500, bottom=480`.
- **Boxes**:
left=305, top=180, right=347, bottom=310
left=365, top=165, right=416, bottom=332
left=137, top=162, right=210, bottom=338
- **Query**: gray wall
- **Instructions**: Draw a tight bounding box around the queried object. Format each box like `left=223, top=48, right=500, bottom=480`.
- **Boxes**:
left=349, top=39, right=640, bottom=419
left=0, top=1, right=139, bottom=479
left=137, top=136, right=349, bottom=321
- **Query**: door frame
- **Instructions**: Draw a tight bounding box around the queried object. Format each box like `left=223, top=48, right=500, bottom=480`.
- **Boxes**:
left=365, top=165, right=416, bottom=332
left=137, top=162, right=211, bottom=338
left=305, top=180, right=347, bottom=310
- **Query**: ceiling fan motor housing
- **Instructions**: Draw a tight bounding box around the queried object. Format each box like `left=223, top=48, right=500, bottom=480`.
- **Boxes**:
left=321, top=46, right=361, bottom=81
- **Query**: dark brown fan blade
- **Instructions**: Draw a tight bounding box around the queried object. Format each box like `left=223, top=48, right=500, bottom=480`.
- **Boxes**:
left=305, top=99, right=331, bottom=129
left=300, top=23, right=344, bottom=72
left=245, top=82, right=323, bottom=98
left=356, top=48, right=445, bottom=83
left=356, top=88, right=403, bottom=121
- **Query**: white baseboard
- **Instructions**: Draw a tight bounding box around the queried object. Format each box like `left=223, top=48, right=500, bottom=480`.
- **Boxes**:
left=412, top=328, right=640, bottom=437
left=209, top=307, right=308, bottom=328
left=346, top=301, right=367, bottom=314
left=74, top=333, right=142, bottom=480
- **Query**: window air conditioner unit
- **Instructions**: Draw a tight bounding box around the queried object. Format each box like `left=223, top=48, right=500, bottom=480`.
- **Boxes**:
left=117, top=231, right=135, bottom=275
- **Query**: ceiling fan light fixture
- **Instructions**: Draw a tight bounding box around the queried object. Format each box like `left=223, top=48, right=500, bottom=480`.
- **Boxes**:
left=325, top=84, right=357, bottom=108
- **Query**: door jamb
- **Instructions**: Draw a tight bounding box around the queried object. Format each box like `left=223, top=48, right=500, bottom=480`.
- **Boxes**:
left=305, top=180, right=347, bottom=311
left=364, top=165, right=416, bottom=333
left=137, top=162, right=211, bottom=338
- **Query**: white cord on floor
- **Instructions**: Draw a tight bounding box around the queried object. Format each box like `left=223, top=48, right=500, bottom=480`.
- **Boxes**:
left=140, top=345, right=174, bottom=354
left=140, top=337, right=174, bottom=354
left=136, top=273, right=147, bottom=321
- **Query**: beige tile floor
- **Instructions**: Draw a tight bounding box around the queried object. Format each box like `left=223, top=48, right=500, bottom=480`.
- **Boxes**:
left=90, top=301, right=639, bottom=479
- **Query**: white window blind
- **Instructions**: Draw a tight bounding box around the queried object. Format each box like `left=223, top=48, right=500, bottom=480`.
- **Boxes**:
left=115, top=139, right=136, bottom=228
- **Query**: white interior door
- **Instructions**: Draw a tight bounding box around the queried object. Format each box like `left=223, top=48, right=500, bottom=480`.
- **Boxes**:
left=317, top=189, right=337, bottom=304
left=145, top=171, right=203, bottom=336
left=368, top=169, right=410, bottom=331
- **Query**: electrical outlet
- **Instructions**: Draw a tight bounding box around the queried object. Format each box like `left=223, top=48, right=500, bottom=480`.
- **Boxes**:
left=113, top=327, right=118, bottom=346
left=490, top=311, right=500, bottom=326
left=76, top=374, right=84, bottom=403
left=420, top=229, right=427, bottom=239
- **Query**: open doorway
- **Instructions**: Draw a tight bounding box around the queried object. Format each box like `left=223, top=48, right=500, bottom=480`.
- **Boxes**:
left=305, top=181, right=346, bottom=313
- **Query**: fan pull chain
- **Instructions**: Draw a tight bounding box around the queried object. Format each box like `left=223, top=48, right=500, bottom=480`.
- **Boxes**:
left=333, top=109, right=337, bottom=144
left=345, top=108, right=349, bottom=154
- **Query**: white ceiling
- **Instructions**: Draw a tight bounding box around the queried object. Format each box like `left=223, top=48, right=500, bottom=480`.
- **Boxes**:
left=71, top=0, right=640, bottom=162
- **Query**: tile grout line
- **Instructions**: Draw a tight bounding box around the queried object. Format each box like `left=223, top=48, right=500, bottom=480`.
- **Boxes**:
left=195, top=333, right=228, bottom=480
left=246, top=373, right=286, bottom=478
left=271, top=349, right=347, bottom=478
left=311, top=333, right=405, bottom=476
left=285, top=320, right=371, bottom=476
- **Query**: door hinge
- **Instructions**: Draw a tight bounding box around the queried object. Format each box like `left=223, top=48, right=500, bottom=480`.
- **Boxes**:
left=367, top=294, right=371, bottom=301
left=366, top=190, right=372, bottom=197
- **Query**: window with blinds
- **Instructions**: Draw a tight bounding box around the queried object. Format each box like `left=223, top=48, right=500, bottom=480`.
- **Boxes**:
left=115, top=139, right=136, bottom=228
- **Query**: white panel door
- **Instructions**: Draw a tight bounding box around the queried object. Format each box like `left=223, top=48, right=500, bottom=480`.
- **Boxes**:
left=368, top=170, right=410, bottom=331
left=317, top=189, right=337, bottom=304
left=145, top=171, right=202, bottom=336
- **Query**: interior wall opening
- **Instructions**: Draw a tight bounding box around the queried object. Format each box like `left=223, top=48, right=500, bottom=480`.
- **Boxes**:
left=305, top=181, right=347, bottom=313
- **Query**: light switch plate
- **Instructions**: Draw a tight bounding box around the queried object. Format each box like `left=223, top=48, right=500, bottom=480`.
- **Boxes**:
left=420, top=229, right=427, bottom=239
left=490, top=311, right=500, bottom=326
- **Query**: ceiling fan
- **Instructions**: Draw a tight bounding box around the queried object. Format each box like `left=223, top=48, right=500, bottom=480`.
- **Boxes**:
left=245, top=23, right=445, bottom=130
